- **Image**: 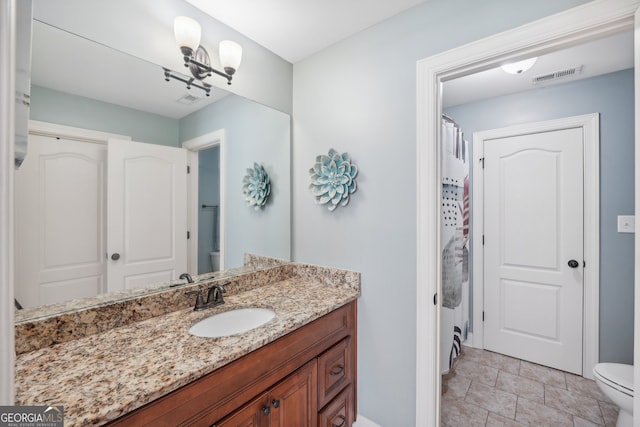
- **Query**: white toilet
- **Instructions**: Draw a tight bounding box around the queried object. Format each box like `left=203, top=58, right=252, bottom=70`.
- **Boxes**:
left=593, top=363, right=634, bottom=427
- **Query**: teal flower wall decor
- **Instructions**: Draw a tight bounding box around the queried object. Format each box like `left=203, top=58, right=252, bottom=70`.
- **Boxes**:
left=309, top=149, right=358, bottom=211
left=242, top=163, right=271, bottom=210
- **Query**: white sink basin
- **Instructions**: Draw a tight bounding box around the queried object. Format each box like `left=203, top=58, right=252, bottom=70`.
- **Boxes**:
left=188, top=307, right=275, bottom=338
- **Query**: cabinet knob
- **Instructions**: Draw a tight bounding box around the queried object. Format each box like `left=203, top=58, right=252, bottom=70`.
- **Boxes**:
left=332, top=415, right=346, bottom=427
left=568, top=259, right=579, bottom=268
left=111, top=253, right=120, bottom=261
left=262, top=405, right=270, bottom=415
left=330, top=364, right=345, bottom=376
left=272, top=399, right=280, bottom=408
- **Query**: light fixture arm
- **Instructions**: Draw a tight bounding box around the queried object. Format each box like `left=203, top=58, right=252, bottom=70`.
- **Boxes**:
left=163, top=68, right=212, bottom=96
left=182, top=53, right=235, bottom=85
left=173, top=16, right=241, bottom=86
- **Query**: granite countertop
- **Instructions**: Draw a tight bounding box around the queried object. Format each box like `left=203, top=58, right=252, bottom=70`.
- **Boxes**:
left=15, top=276, right=359, bottom=426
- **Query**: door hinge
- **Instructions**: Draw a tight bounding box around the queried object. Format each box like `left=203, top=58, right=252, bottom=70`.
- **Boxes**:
left=482, top=311, right=485, bottom=321
left=482, top=235, right=485, bottom=245
left=187, top=231, right=190, bottom=239
left=433, top=293, right=438, bottom=305
left=480, top=157, right=485, bottom=169
left=187, top=165, right=190, bottom=174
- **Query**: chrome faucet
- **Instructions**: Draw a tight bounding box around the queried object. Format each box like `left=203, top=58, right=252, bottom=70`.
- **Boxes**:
left=185, top=282, right=229, bottom=311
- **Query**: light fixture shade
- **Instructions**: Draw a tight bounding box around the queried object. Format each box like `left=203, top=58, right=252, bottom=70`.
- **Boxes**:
left=501, top=57, right=537, bottom=74
left=174, top=16, right=201, bottom=53
left=219, top=40, right=242, bottom=74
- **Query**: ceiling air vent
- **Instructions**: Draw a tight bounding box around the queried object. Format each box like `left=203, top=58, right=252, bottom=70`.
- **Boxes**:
left=177, top=94, right=201, bottom=105
left=532, top=65, right=583, bottom=85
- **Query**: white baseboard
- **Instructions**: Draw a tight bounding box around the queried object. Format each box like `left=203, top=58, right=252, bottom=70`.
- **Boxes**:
left=354, top=414, right=383, bottom=427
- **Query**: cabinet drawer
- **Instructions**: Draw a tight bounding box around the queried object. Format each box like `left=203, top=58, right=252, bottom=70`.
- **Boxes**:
left=318, top=385, right=354, bottom=427
left=317, top=337, right=352, bottom=408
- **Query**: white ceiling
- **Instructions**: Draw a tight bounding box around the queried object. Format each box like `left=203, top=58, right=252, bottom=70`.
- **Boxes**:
left=184, top=0, right=427, bottom=63
left=443, top=30, right=634, bottom=108
left=183, top=0, right=633, bottom=107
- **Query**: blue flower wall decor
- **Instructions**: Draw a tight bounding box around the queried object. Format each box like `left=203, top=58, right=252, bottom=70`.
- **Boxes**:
left=242, top=163, right=271, bottom=210
left=309, top=149, right=358, bottom=211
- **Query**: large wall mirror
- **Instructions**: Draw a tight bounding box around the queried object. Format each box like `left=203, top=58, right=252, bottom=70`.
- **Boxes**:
left=15, top=19, right=291, bottom=316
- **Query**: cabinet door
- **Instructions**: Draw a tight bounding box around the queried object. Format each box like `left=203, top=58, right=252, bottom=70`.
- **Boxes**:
left=215, top=393, right=269, bottom=427
left=269, top=360, right=318, bottom=427
left=318, top=385, right=353, bottom=427
left=318, top=338, right=352, bottom=408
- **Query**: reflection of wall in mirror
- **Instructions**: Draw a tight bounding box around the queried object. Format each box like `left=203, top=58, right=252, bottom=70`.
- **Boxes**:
left=30, top=85, right=180, bottom=147
left=29, top=84, right=291, bottom=271
left=180, top=94, right=291, bottom=269
left=198, top=146, right=220, bottom=274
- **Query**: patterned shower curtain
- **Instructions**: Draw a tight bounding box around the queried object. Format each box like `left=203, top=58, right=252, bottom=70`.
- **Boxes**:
left=440, top=116, right=470, bottom=374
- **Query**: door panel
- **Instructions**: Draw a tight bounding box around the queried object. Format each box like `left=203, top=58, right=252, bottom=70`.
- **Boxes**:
left=16, top=135, right=189, bottom=306
left=483, top=127, right=584, bottom=374
left=270, top=360, right=318, bottom=427
left=107, top=139, right=188, bottom=292
left=15, top=135, right=106, bottom=307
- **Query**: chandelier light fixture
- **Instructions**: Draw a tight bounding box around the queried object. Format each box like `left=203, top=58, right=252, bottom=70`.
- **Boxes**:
left=165, top=16, right=243, bottom=93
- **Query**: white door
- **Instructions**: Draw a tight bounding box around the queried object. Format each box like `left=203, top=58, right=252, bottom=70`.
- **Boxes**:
left=15, top=135, right=107, bottom=307
left=107, top=139, right=188, bottom=292
left=483, top=127, right=584, bottom=374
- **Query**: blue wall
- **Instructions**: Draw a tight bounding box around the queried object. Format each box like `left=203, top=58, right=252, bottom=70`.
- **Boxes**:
left=181, top=94, right=291, bottom=269
left=30, top=85, right=180, bottom=146
left=292, top=0, right=592, bottom=424
left=445, top=69, right=635, bottom=364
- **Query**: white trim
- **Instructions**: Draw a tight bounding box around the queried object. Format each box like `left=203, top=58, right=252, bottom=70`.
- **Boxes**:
left=633, top=6, right=640, bottom=423
left=416, top=1, right=639, bottom=426
left=471, top=114, right=600, bottom=379
left=29, top=120, right=131, bottom=143
left=182, top=129, right=226, bottom=273
left=0, top=0, right=15, bottom=405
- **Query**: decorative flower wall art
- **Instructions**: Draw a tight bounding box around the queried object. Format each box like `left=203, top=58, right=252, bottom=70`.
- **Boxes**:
left=242, top=163, right=271, bottom=210
left=308, top=149, right=358, bottom=211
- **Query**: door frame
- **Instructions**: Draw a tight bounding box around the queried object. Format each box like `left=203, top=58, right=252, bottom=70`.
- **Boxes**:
left=471, top=114, right=600, bottom=378
left=182, top=129, right=227, bottom=274
left=415, top=1, right=639, bottom=425
left=29, top=120, right=131, bottom=143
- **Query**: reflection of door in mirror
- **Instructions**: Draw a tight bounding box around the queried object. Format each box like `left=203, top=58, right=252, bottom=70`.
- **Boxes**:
left=198, top=146, right=221, bottom=274
left=15, top=132, right=188, bottom=308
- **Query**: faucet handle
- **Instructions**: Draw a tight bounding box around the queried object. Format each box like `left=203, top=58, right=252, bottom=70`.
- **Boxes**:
left=185, top=289, right=205, bottom=310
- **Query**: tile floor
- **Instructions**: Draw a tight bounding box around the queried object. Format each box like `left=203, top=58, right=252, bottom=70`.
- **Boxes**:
left=441, top=346, right=619, bottom=426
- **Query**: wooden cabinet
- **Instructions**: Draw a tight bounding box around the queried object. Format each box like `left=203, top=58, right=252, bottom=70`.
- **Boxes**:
left=269, top=360, right=318, bottom=427
left=318, top=386, right=353, bottom=427
left=215, top=393, right=269, bottom=427
left=217, top=361, right=318, bottom=427
left=109, top=301, right=356, bottom=427
left=317, top=338, right=352, bottom=409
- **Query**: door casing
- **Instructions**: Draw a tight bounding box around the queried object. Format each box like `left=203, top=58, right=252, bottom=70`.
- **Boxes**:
left=182, top=129, right=227, bottom=274
left=471, top=114, right=599, bottom=377
left=415, top=1, right=639, bottom=426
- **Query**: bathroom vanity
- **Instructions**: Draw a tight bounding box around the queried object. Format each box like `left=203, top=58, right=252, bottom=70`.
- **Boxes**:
left=14, top=262, right=360, bottom=426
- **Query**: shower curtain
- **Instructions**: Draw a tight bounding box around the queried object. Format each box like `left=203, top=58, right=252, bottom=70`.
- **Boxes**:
left=440, top=116, right=470, bottom=374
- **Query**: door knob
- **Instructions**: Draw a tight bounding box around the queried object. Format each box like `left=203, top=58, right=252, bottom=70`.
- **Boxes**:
left=111, top=253, right=120, bottom=261
left=568, top=259, right=579, bottom=268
